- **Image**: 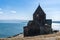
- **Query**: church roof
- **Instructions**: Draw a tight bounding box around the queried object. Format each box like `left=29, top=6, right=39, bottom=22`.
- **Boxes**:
left=33, top=5, right=46, bottom=15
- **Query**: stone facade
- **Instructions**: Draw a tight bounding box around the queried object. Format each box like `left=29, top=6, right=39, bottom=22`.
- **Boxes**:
left=23, top=5, right=53, bottom=37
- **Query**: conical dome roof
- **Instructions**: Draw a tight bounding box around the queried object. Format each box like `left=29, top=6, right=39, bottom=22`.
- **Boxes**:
left=33, top=5, right=46, bottom=21
left=33, top=5, right=46, bottom=16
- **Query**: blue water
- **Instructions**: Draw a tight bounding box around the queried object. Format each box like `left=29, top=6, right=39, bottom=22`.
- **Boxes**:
left=0, top=22, right=27, bottom=38
left=0, top=20, right=60, bottom=38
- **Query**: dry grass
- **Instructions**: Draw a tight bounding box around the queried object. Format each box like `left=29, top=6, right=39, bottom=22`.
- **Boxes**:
left=0, top=32, right=60, bottom=40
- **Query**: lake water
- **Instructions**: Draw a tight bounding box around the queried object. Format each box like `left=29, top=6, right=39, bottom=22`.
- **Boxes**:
left=0, top=21, right=60, bottom=38
left=0, top=22, right=27, bottom=38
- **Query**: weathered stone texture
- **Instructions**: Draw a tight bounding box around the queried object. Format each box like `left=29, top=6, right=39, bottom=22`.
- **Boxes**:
left=24, top=5, right=53, bottom=37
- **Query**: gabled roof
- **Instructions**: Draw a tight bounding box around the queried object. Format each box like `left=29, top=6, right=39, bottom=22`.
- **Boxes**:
left=33, top=5, right=46, bottom=15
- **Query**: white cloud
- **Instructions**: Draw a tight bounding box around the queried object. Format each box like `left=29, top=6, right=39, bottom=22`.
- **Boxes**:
left=46, top=10, right=60, bottom=21
left=40, top=0, right=60, bottom=4
left=0, top=11, right=3, bottom=14
left=0, top=8, right=2, bottom=10
left=11, top=10, right=16, bottom=13
left=0, top=8, right=3, bottom=14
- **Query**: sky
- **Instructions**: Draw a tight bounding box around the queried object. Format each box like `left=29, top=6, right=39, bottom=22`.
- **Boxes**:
left=0, top=0, right=60, bottom=21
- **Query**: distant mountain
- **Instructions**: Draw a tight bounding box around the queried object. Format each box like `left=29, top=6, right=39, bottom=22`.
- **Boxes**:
left=0, top=20, right=28, bottom=23
left=52, top=21, right=60, bottom=23
left=0, top=20, right=60, bottom=23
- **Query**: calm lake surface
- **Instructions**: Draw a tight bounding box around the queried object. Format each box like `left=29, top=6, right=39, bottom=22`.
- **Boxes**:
left=0, top=22, right=27, bottom=38
left=0, top=21, right=60, bottom=38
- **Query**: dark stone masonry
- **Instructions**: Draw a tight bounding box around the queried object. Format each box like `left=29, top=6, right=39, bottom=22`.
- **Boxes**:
left=23, top=5, right=53, bottom=37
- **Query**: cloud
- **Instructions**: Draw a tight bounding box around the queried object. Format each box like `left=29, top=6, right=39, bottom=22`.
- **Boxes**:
left=0, top=11, right=3, bottom=14
left=40, top=0, right=60, bottom=4
left=0, top=8, right=2, bottom=10
left=11, top=10, right=16, bottom=13
left=46, top=10, right=60, bottom=21
left=0, top=8, right=3, bottom=14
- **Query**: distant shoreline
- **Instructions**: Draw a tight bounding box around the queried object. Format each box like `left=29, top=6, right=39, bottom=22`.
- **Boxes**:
left=53, top=21, right=60, bottom=23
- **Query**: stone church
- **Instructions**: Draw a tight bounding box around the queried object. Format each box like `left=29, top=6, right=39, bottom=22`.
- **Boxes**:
left=23, top=5, right=53, bottom=37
